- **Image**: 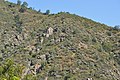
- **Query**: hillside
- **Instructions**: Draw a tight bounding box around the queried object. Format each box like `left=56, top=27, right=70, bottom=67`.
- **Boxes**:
left=0, top=1, right=120, bottom=80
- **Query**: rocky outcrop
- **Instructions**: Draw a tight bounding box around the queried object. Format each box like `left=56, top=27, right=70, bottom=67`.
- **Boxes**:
left=46, top=27, right=54, bottom=37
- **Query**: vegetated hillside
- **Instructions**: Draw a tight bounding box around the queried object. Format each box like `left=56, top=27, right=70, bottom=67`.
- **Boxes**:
left=0, top=1, right=120, bottom=80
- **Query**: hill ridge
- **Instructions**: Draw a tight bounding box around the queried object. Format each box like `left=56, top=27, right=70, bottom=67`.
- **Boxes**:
left=0, top=1, right=120, bottom=80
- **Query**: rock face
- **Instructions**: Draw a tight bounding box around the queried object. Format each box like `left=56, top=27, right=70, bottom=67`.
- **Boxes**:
left=46, top=27, right=54, bottom=37
left=47, top=27, right=54, bottom=35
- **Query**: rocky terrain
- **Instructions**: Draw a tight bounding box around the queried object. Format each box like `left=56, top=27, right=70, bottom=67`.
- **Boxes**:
left=0, top=0, right=120, bottom=80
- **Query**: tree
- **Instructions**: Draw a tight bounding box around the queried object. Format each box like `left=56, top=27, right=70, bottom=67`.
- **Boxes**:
left=114, top=25, right=120, bottom=30
left=21, top=1, right=28, bottom=7
left=38, top=9, right=41, bottom=13
left=29, top=7, right=33, bottom=10
left=45, top=10, right=50, bottom=15
left=17, top=0, right=21, bottom=5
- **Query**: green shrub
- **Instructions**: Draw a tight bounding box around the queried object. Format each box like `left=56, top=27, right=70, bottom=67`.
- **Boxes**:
left=0, top=59, right=23, bottom=80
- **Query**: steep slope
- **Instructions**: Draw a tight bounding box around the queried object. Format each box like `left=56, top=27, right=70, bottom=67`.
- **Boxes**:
left=0, top=1, right=120, bottom=80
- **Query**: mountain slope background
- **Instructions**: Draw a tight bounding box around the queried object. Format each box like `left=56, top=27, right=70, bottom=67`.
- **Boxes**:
left=0, top=0, right=120, bottom=80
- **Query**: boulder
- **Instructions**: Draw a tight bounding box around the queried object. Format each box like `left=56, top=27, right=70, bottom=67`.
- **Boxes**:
left=47, top=27, right=53, bottom=35
left=46, top=27, right=53, bottom=37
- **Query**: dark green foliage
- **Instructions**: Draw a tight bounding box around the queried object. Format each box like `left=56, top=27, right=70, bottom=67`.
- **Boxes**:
left=21, top=1, right=28, bottom=7
left=114, top=25, right=120, bottom=30
left=17, top=0, right=21, bottom=5
left=28, top=7, right=33, bottom=10
left=45, top=10, right=50, bottom=15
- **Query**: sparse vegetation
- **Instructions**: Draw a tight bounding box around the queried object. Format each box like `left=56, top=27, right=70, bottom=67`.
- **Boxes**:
left=0, top=0, right=120, bottom=80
